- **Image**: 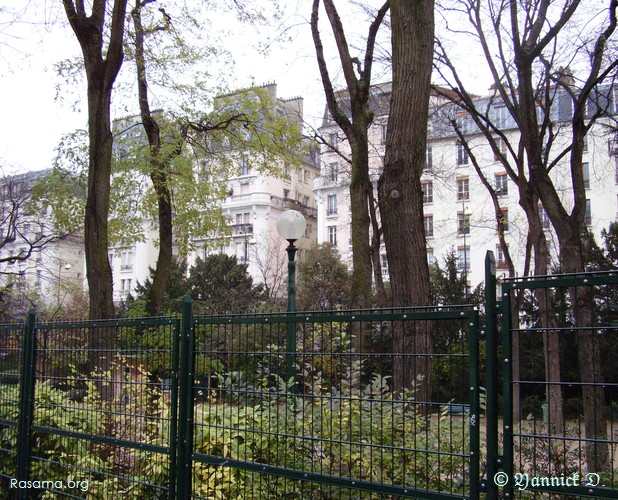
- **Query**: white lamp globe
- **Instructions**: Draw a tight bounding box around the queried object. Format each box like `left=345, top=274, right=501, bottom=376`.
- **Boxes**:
left=277, top=210, right=306, bottom=241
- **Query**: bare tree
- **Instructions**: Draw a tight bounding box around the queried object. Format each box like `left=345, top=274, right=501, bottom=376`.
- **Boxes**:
left=310, top=0, right=389, bottom=321
left=0, top=171, right=65, bottom=271
left=434, top=0, right=618, bottom=470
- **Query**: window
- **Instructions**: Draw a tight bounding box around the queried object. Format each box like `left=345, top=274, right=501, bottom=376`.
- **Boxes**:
left=583, top=162, right=590, bottom=189
left=493, top=137, right=508, bottom=161
left=327, top=194, right=338, bottom=215
left=458, top=212, right=471, bottom=235
left=614, top=87, right=618, bottom=114
left=427, top=248, right=435, bottom=266
left=538, top=205, right=551, bottom=229
left=381, top=253, right=389, bottom=276
left=424, top=215, right=434, bottom=238
left=496, top=244, right=508, bottom=269
left=457, top=141, right=469, bottom=166
left=585, top=199, right=591, bottom=226
left=304, top=169, right=310, bottom=183
left=283, top=189, right=290, bottom=200
left=457, top=246, right=471, bottom=270
left=303, top=195, right=310, bottom=206
left=329, top=163, right=338, bottom=183
left=425, top=146, right=433, bottom=171
left=498, top=208, right=509, bottom=233
left=495, top=173, right=508, bottom=197
left=457, top=177, right=469, bottom=201
left=120, top=247, right=134, bottom=272
left=329, top=133, right=339, bottom=147
left=381, top=124, right=387, bottom=145
left=422, top=181, right=433, bottom=204
left=495, top=105, right=509, bottom=129
left=327, top=225, right=337, bottom=246
left=582, top=134, right=588, bottom=153
left=240, top=158, right=249, bottom=176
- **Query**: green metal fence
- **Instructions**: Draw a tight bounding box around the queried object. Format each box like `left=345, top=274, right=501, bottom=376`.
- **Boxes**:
left=0, top=315, right=181, bottom=499
left=499, top=269, right=618, bottom=498
left=187, top=305, right=480, bottom=499
left=3, top=251, right=617, bottom=499
left=0, top=302, right=480, bottom=499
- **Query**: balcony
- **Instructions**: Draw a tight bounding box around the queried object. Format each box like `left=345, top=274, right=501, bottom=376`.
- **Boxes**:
left=232, top=223, right=253, bottom=235
left=270, top=195, right=317, bottom=219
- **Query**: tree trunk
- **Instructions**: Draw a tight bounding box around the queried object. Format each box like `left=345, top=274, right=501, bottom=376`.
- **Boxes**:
left=562, top=240, right=609, bottom=471
left=85, top=82, right=116, bottom=321
left=379, top=0, right=434, bottom=399
left=132, top=2, right=176, bottom=317
left=63, top=0, right=128, bottom=402
left=310, top=0, right=389, bottom=352
left=63, top=0, right=128, bottom=321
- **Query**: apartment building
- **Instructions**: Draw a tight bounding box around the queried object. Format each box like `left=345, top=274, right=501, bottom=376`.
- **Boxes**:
left=315, top=82, right=618, bottom=287
left=190, top=84, right=319, bottom=298
left=0, top=170, right=84, bottom=314
left=110, top=83, right=319, bottom=303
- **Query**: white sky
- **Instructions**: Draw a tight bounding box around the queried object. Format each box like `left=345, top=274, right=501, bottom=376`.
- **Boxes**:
left=0, top=1, right=487, bottom=175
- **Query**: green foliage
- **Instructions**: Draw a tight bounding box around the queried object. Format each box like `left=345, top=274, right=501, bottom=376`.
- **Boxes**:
left=189, top=254, right=264, bottom=314
left=125, top=256, right=189, bottom=316
left=297, top=243, right=351, bottom=310
left=430, top=249, right=483, bottom=306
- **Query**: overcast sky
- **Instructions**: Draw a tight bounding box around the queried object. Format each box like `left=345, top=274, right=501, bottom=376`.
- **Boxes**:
left=0, top=1, right=486, bottom=175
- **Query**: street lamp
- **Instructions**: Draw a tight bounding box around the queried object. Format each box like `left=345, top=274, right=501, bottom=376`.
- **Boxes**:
left=276, top=210, right=306, bottom=392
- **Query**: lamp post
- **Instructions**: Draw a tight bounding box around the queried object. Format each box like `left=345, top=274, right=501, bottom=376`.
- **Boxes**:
left=57, top=261, right=72, bottom=305
left=276, top=210, right=306, bottom=392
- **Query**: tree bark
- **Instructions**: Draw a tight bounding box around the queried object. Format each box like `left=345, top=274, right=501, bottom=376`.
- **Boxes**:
left=379, top=0, right=434, bottom=398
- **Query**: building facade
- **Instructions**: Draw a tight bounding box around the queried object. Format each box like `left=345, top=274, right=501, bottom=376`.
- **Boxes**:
left=110, top=83, right=319, bottom=303
left=314, top=83, right=618, bottom=288
left=0, top=170, right=84, bottom=316
left=189, top=84, right=319, bottom=299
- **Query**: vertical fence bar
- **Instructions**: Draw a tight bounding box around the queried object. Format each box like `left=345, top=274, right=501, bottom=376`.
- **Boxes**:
left=468, top=309, right=481, bottom=500
left=484, top=251, right=499, bottom=499
left=15, top=309, right=36, bottom=498
left=177, top=296, right=194, bottom=500
left=501, top=284, right=514, bottom=499
left=168, top=318, right=182, bottom=500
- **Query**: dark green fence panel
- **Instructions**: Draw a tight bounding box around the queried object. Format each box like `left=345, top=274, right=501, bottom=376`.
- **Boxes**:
left=500, top=271, right=618, bottom=499
left=11, top=315, right=180, bottom=499
left=0, top=319, right=26, bottom=493
left=190, top=307, right=480, bottom=499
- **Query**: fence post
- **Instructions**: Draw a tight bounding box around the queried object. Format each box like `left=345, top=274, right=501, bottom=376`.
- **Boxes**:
left=16, top=308, right=36, bottom=498
left=168, top=317, right=182, bottom=500
left=177, top=296, right=194, bottom=500
left=484, top=251, right=500, bottom=499
left=501, top=279, right=514, bottom=499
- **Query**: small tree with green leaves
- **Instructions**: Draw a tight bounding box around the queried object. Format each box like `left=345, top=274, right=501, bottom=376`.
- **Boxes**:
left=188, top=254, right=264, bottom=315
left=297, top=243, right=351, bottom=311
